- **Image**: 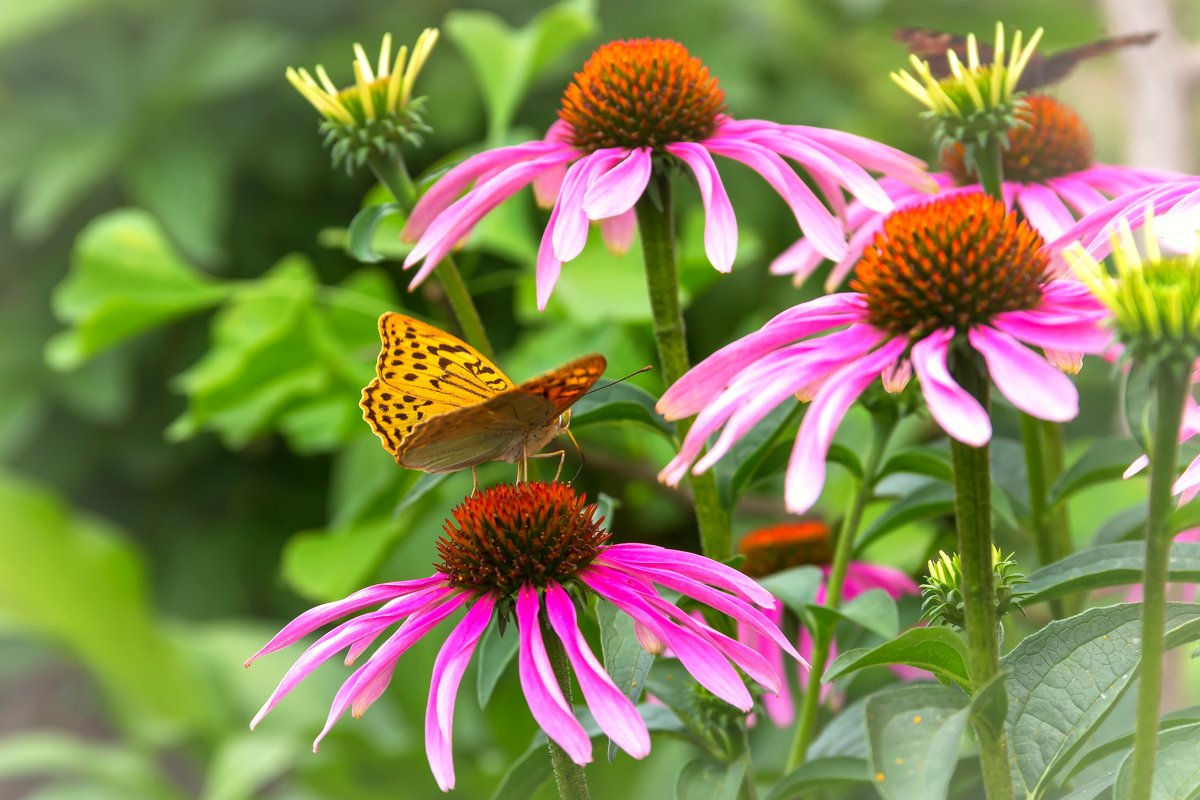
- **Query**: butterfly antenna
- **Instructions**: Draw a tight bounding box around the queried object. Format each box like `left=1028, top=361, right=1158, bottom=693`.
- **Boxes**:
left=566, top=427, right=585, bottom=484
left=582, top=365, right=654, bottom=396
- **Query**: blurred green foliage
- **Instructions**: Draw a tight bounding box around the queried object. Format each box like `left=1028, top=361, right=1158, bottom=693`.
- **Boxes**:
left=4, top=0, right=1194, bottom=798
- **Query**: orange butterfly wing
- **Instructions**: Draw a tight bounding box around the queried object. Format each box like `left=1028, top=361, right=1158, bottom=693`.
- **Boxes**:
left=389, top=354, right=607, bottom=473
left=360, top=313, right=514, bottom=460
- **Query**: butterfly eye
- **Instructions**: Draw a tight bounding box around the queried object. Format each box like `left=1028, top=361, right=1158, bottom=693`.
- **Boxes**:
left=560, top=409, right=573, bottom=428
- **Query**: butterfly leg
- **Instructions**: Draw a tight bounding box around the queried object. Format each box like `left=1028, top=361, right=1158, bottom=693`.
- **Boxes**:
left=526, top=450, right=567, bottom=482
left=471, top=466, right=478, bottom=494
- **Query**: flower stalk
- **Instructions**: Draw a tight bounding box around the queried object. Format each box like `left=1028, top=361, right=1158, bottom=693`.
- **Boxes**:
left=367, top=155, right=495, bottom=362
left=949, top=354, right=1014, bottom=800
left=1128, top=355, right=1191, bottom=800
left=543, top=616, right=591, bottom=800
left=786, top=409, right=897, bottom=769
left=636, top=169, right=731, bottom=559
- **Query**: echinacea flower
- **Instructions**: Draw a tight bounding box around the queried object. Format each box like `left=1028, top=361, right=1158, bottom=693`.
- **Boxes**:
left=773, top=94, right=1174, bottom=291
left=400, top=37, right=933, bottom=308
left=287, top=29, right=439, bottom=171
left=735, top=522, right=921, bottom=724
left=246, top=482, right=804, bottom=791
left=659, top=192, right=1111, bottom=514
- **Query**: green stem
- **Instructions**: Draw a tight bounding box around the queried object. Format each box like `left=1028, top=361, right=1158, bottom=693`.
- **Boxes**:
left=786, top=412, right=897, bottom=771
left=973, top=137, right=1005, bottom=201
left=635, top=169, right=731, bottom=559
left=1128, top=356, right=1190, bottom=800
left=1019, top=413, right=1068, bottom=618
left=948, top=353, right=1013, bottom=800
left=367, top=156, right=495, bottom=361
left=542, top=618, right=591, bottom=800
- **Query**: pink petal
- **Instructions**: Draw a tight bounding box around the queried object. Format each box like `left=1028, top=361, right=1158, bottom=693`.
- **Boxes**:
left=911, top=329, right=991, bottom=447
left=990, top=310, right=1112, bottom=354
left=582, top=147, right=652, bottom=220
left=425, top=595, right=495, bottom=791
left=544, top=584, right=650, bottom=759
left=516, top=586, right=592, bottom=764
left=552, top=150, right=626, bottom=262
left=968, top=325, right=1079, bottom=422
left=1174, top=455, right=1200, bottom=498
left=844, top=562, right=920, bottom=600
left=739, top=604, right=794, bottom=726
left=1015, top=183, right=1077, bottom=240
left=666, top=142, right=738, bottom=271
left=601, top=210, right=637, bottom=255
left=599, top=543, right=776, bottom=607
left=785, top=337, right=906, bottom=513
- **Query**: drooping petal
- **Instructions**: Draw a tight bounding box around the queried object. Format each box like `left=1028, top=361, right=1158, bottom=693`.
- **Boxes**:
left=666, top=142, right=738, bottom=271
left=582, top=147, right=652, bottom=220
left=536, top=157, right=592, bottom=310
left=515, top=586, right=592, bottom=765
left=990, top=309, right=1112, bottom=354
left=968, top=325, right=1079, bottom=422
left=551, top=150, right=626, bottom=263
left=785, top=337, right=906, bottom=513
left=739, top=603, right=794, bottom=726
left=1014, top=183, right=1077, bottom=240
left=600, top=210, right=637, bottom=255
left=425, top=595, right=495, bottom=791
left=599, top=543, right=776, bottom=607
left=911, top=329, right=992, bottom=447
left=544, top=584, right=650, bottom=759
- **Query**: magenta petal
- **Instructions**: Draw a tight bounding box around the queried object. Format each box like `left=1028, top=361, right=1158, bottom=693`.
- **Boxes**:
left=911, top=329, right=992, bottom=447
left=516, top=586, right=592, bottom=765
left=599, top=543, right=775, bottom=607
left=601, top=210, right=637, bottom=255
left=968, top=325, right=1079, bottom=422
left=582, top=147, right=652, bottom=219
left=990, top=309, right=1111, bottom=354
left=544, top=584, right=650, bottom=759
left=551, top=152, right=619, bottom=263
left=844, top=561, right=920, bottom=600
left=425, top=595, right=495, bottom=792
left=667, top=142, right=738, bottom=271
left=785, top=337, right=906, bottom=513
left=1174, top=455, right=1200, bottom=498
left=1015, top=183, right=1078, bottom=239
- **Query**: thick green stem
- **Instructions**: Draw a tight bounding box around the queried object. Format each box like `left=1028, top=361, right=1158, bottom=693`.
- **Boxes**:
left=786, top=413, right=897, bottom=771
left=1128, top=357, right=1190, bottom=800
left=973, top=138, right=1005, bottom=201
left=1019, top=413, right=1069, bottom=618
left=949, top=355, right=1014, bottom=800
left=368, top=156, right=495, bottom=361
left=636, top=170, right=731, bottom=559
left=542, top=618, right=591, bottom=800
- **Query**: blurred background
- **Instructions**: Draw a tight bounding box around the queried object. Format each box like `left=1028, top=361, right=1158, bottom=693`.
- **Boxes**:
left=1, top=0, right=1198, bottom=798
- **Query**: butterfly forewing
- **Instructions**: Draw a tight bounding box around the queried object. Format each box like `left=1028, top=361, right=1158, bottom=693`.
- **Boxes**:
left=513, top=354, right=608, bottom=414
left=360, top=313, right=514, bottom=461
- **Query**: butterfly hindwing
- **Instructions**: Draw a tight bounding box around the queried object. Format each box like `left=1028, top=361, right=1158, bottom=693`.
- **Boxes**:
left=360, top=313, right=514, bottom=461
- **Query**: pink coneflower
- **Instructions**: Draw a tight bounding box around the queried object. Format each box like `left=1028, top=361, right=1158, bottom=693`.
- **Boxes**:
left=246, top=482, right=804, bottom=791
left=1054, top=176, right=1200, bottom=259
left=773, top=95, right=1173, bottom=291
left=735, top=522, right=921, bottom=725
left=400, top=38, right=932, bottom=309
left=659, top=192, right=1111, bottom=514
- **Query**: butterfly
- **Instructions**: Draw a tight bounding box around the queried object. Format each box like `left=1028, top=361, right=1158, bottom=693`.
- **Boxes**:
left=895, top=27, right=1157, bottom=91
left=360, top=312, right=606, bottom=479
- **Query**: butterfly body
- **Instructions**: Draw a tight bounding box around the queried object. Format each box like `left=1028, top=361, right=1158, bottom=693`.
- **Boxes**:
left=360, top=313, right=605, bottom=473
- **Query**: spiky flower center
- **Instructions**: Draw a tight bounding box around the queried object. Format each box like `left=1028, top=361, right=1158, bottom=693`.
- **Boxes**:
left=738, top=522, right=833, bottom=578
left=436, top=482, right=608, bottom=596
left=560, top=38, right=725, bottom=152
left=943, top=95, right=1093, bottom=184
left=852, top=193, right=1048, bottom=339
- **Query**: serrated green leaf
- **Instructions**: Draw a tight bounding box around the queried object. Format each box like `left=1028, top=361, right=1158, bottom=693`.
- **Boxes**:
left=763, top=756, right=870, bottom=800
left=570, top=382, right=673, bottom=439
left=1023, top=543, right=1200, bottom=605
left=676, top=754, right=748, bottom=800
left=47, top=209, right=230, bottom=370
left=1049, top=438, right=1145, bottom=505
left=1003, top=603, right=1200, bottom=797
left=824, top=626, right=969, bottom=688
left=1113, top=721, right=1200, bottom=800
left=866, top=684, right=970, bottom=800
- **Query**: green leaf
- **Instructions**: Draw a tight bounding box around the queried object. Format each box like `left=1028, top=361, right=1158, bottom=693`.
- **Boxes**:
left=969, top=669, right=1008, bottom=745
left=0, top=472, right=207, bottom=740
left=828, top=443, right=865, bottom=481
left=14, top=130, right=121, bottom=244
left=762, top=756, right=870, bottom=800
left=1022, top=543, right=1200, bottom=605
left=720, top=403, right=802, bottom=503
left=1123, top=360, right=1154, bottom=454
left=857, top=482, right=954, bottom=551
left=200, top=732, right=299, bottom=800
left=394, top=472, right=453, bottom=519
left=809, top=697, right=870, bottom=759
left=1058, top=774, right=1116, bottom=800
left=281, top=516, right=406, bottom=602
left=46, top=209, right=230, bottom=370
left=807, top=588, right=899, bottom=641
left=1067, top=707, right=1200, bottom=782
left=1113, top=721, right=1200, bottom=800
left=1095, top=506, right=1148, bottom=544
left=0, top=732, right=179, bottom=799
left=1002, top=603, right=1200, bottom=797
left=878, top=445, right=953, bottom=483
left=825, top=626, right=970, bottom=688
left=675, top=754, right=748, bottom=800
left=597, top=597, right=655, bottom=762
left=757, top=566, right=823, bottom=616
left=329, top=435, right=419, bottom=527
left=865, top=684, right=970, bottom=800
left=475, top=622, right=518, bottom=709
left=1049, top=438, right=1145, bottom=505
left=571, top=382, right=673, bottom=439
left=445, top=0, right=597, bottom=139
left=345, top=202, right=406, bottom=264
